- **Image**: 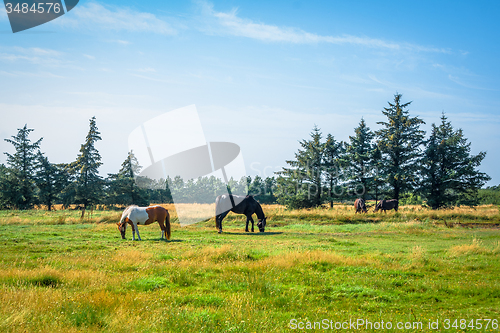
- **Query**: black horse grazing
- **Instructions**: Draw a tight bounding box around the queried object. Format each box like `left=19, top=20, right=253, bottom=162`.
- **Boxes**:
left=374, top=199, right=399, bottom=213
left=215, top=195, right=266, bottom=234
left=354, top=198, right=367, bottom=213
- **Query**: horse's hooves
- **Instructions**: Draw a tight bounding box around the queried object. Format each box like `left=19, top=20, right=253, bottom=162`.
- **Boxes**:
left=245, top=230, right=249, bottom=232
left=218, top=230, right=222, bottom=234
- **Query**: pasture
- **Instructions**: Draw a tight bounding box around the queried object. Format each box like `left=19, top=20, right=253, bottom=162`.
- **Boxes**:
left=0, top=204, right=499, bottom=332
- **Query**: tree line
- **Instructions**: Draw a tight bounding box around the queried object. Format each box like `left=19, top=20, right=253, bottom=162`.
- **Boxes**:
left=0, top=117, right=277, bottom=212
left=0, top=93, right=492, bottom=211
left=276, top=94, right=491, bottom=209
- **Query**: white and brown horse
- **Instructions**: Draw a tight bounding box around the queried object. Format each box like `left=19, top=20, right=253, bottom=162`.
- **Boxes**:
left=117, top=205, right=171, bottom=241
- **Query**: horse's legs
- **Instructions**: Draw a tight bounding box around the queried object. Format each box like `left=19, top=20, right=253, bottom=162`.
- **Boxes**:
left=245, top=217, right=249, bottom=232
left=133, top=223, right=142, bottom=241
left=158, top=221, right=165, bottom=239
left=249, top=216, right=255, bottom=232
left=216, top=212, right=229, bottom=234
left=129, top=222, right=136, bottom=241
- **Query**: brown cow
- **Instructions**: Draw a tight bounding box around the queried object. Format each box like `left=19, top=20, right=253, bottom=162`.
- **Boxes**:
left=373, top=199, right=398, bottom=213
left=354, top=198, right=367, bottom=213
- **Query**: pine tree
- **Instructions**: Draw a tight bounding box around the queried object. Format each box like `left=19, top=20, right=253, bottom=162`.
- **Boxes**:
left=0, top=164, right=11, bottom=209
left=421, top=113, right=490, bottom=208
left=323, top=134, right=345, bottom=207
left=375, top=94, right=425, bottom=200
left=107, top=151, right=149, bottom=206
left=371, top=145, right=387, bottom=205
left=277, top=126, right=324, bottom=208
left=72, top=117, right=103, bottom=215
left=4, top=124, right=42, bottom=209
left=35, top=152, right=66, bottom=211
left=346, top=118, right=375, bottom=199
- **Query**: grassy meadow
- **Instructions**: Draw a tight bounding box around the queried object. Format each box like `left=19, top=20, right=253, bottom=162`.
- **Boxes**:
left=0, top=204, right=499, bottom=332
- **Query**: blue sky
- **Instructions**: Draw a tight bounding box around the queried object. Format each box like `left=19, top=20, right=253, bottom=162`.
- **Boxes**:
left=0, top=0, right=499, bottom=185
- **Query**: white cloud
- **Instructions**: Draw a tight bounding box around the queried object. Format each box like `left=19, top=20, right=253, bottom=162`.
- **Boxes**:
left=136, top=67, right=156, bottom=73
left=0, top=70, right=65, bottom=79
left=199, top=1, right=449, bottom=53
left=448, top=75, right=497, bottom=91
left=58, top=2, right=176, bottom=35
left=0, top=47, right=64, bottom=66
left=83, top=54, right=96, bottom=60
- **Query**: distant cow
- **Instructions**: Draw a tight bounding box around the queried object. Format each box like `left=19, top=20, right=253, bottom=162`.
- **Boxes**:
left=374, top=199, right=398, bottom=213
left=354, top=198, right=367, bottom=213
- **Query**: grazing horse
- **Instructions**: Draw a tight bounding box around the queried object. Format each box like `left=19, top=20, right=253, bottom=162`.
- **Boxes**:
left=354, top=198, right=367, bottom=213
left=215, top=195, right=266, bottom=234
left=117, top=205, right=171, bottom=241
left=374, top=199, right=399, bottom=213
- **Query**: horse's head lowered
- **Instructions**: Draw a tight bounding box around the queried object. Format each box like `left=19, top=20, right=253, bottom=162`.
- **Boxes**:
left=116, top=222, right=127, bottom=239
left=257, top=217, right=267, bottom=232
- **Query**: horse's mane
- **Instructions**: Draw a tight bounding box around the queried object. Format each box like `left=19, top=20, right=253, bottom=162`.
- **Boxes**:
left=253, top=200, right=265, bottom=220
left=120, top=205, right=139, bottom=223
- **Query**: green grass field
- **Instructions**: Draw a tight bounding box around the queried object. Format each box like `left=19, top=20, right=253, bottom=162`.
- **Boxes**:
left=1, top=205, right=499, bottom=332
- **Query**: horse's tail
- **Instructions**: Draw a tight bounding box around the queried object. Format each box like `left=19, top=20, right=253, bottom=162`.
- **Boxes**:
left=165, top=209, right=171, bottom=240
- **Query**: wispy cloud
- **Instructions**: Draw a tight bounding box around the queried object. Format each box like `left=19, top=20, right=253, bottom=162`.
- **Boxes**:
left=58, top=2, right=176, bottom=35
left=135, top=67, right=156, bottom=73
left=113, top=40, right=131, bottom=45
left=0, top=70, right=65, bottom=78
left=198, top=1, right=449, bottom=53
left=0, top=47, right=64, bottom=66
left=448, top=75, right=497, bottom=91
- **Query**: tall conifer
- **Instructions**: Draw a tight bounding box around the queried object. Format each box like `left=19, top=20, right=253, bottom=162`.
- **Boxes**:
left=4, top=124, right=42, bottom=209
left=72, top=117, right=103, bottom=215
left=375, top=94, right=425, bottom=200
left=421, top=113, right=490, bottom=208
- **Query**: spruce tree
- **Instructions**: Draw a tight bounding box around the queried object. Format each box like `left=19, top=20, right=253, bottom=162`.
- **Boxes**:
left=35, top=152, right=66, bottom=211
left=4, top=124, right=42, bottom=209
left=375, top=94, right=425, bottom=200
left=277, top=126, right=324, bottom=208
left=421, top=113, right=490, bottom=208
left=323, top=134, right=345, bottom=207
left=72, top=117, right=103, bottom=215
left=346, top=118, right=375, bottom=199
left=0, top=164, right=11, bottom=209
left=107, top=151, right=149, bottom=206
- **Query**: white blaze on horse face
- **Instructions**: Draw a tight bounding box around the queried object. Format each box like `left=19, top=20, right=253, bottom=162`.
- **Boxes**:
left=128, top=207, right=149, bottom=225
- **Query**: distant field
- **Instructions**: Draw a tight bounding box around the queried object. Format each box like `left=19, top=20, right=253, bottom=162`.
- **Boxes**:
left=1, top=205, right=499, bottom=332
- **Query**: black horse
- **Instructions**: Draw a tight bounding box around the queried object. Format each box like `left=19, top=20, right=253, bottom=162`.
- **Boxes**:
left=215, top=195, right=266, bottom=234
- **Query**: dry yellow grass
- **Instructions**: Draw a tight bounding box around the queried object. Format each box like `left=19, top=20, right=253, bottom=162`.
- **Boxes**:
left=448, top=237, right=492, bottom=256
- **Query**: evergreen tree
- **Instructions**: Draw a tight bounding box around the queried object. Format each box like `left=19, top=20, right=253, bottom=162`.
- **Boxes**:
left=323, top=134, right=345, bottom=207
left=346, top=118, right=375, bottom=199
left=34, top=152, right=66, bottom=211
left=421, top=113, right=490, bottom=208
left=72, top=117, right=103, bottom=215
left=375, top=94, right=425, bottom=200
left=371, top=145, right=387, bottom=205
left=277, top=126, right=324, bottom=208
left=57, top=163, right=77, bottom=209
left=0, top=164, right=11, bottom=209
left=4, top=124, right=42, bottom=209
left=107, top=151, right=149, bottom=206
